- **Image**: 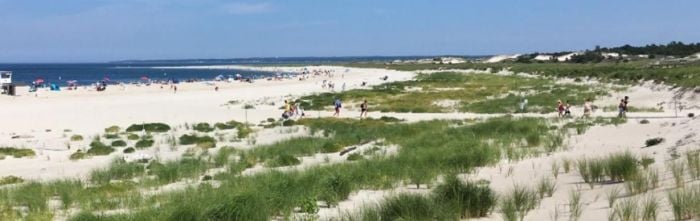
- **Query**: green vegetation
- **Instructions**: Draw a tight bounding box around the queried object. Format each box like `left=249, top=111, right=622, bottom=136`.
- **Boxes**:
left=134, top=139, right=154, bottom=149
left=500, top=185, right=539, bottom=221
left=193, top=123, right=215, bottom=132
left=90, top=159, right=145, bottom=184
left=87, top=140, right=115, bottom=156
left=104, top=125, right=120, bottom=133
left=126, top=133, right=140, bottom=140
left=70, top=134, right=84, bottom=141
left=0, top=117, right=562, bottom=220
left=667, top=184, right=700, bottom=221
left=123, top=147, right=135, bottom=153
left=577, top=152, right=639, bottom=187
left=0, top=147, right=36, bottom=158
left=569, top=190, right=583, bottom=221
left=125, top=123, right=171, bottom=133
left=344, top=60, right=700, bottom=87
left=111, top=140, right=127, bottom=147
left=644, top=137, right=664, bottom=147
left=536, top=177, right=556, bottom=199
left=0, top=176, right=23, bottom=186
left=179, top=134, right=216, bottom=148
left=301, top=72, right=608, bottom=113
left=69, top=151, right=88, bottom=160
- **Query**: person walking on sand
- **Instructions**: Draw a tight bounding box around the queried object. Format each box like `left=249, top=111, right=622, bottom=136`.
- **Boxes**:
left=333, top=98, right=342, bottom=117
left=583, top=98, right=592, bottom=118
left=360, top=100, right=368, bottom=119
left=557, top=100, right=565, bottom=117
left=173, top=85, right=177, bottom=94
left=618, top=99, right=626, bottom=118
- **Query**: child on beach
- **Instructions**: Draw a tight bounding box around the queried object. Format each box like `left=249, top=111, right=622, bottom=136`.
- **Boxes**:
left=583, top=98, right=592, bottom=118
left=564, top=100, right=572, bottom=117
left=557, top=100, right=565, bottom=117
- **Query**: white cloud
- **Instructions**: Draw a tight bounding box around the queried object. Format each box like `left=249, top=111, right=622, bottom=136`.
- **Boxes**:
left=222, top=2, right=272, bottom=15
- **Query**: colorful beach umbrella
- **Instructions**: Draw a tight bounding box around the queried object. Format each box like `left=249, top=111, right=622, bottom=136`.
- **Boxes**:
left=66, top=80, right=78, bottom=84
left=34, top=78, right=45, bottom=84
left=140, top=76, right=150, bottom=81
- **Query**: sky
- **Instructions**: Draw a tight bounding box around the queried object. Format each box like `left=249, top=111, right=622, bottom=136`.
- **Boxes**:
left=0, top=0, right=699, bottom=62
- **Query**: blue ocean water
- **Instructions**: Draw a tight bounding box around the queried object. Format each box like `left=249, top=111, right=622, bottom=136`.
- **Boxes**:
left=0, top=56, right=482, bottom=86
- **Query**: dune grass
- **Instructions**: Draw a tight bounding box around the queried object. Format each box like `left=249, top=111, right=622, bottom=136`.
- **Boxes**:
left=1, top=117, right=562, bottom=220
left=577, top=152, right=639, bottom=188
left=0, top=147, right=36, bottom=158
left=125, top=123, right=171, bottom=133
left=500, top=185, right=539, bottom=221
left=300, top=72, right=608, bottom=113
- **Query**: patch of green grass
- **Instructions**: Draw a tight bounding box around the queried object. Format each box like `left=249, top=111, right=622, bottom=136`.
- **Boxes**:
left=110, top=140, right=127, bottom=147
left=0, top=176, right=23, bottom=186
left=346, top=153, right=364, bottom=161
left=148, top=158, right=208, bottom=184
left=123, top=147, right=135, bottom=153
left=90, top=159, right=145, bottom=184
left=536, top=177, right=556, bottom=199
left=69, top=151, right=88, bottom=160
left=432, top=174, right=496, bottom=218
left=125, top=123, right=171, bottom=133
left=500, top=185, right=539, bottom=221
left=126, top=133, right=139, bottom=140
left=105, top=126, right=120, bottom=134
left=265, top=154, right=301, bottom=167
left=577, top=152, right=639, bottom=187
left=0, top=147, right=36, bottom=158
left=193, top=123, right=215, bottom=132
left=70, top=134, right=84, bottom=141
left=87, top=140, right=114, bottom=156
left=134, top=139, right=154, bottom=149
left=301, top=72, right=607, bottom=113
left=179, top=134, right=216, bottom=147
left=644, top=137, right=664, bottom=147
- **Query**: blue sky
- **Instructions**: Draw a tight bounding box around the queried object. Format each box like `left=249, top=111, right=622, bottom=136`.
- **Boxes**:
left=0, top=0, right=698, bottom=62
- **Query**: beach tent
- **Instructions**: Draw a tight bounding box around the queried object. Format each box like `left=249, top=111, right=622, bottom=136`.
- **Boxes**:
left=50, top=83, right=60, bottom=91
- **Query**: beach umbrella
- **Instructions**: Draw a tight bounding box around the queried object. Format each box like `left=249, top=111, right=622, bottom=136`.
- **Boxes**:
left=103, top=76, right=111, bottom=82
left=66, top=80, right=78, bottom=84
left=140, top=76, right=150, bottom=81
left=34, top=78, right=45, bottom=84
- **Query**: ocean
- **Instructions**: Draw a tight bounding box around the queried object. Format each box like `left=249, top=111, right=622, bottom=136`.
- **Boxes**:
left=0, top=56, right=482, bottom=86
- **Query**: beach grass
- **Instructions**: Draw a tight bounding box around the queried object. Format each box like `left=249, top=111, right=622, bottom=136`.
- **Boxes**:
left=0, top=147, right=36, bottom=158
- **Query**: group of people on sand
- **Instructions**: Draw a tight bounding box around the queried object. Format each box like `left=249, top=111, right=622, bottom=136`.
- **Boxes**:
left=282, top=99, right=305, bottom=119
left=331, top=98, right=369, bottom=119
left=555, top=96, right=629, bottom=118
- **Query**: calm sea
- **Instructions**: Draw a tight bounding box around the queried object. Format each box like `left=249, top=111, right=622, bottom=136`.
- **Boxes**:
left=0, top=56, right=481, bottom=86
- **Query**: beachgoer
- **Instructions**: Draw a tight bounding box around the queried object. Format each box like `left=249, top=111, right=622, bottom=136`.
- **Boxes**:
left=557, top=100, right=565, bottom=117
left=215, top=86, right=219, bottom=92
left=564, top=100, right=572, bottom=117
left=173, top=85, right=177, bottom=94
left=333, top=98, right=342, bottom=117
left=360, top=100, right=368, bottom=119
left=618, top=99, right=626, bottom=118
left=583, top=98, right=592, bottom=117
left=342, top=83, right=346, bottom=91
left=519, top=98, right=528, bottom=113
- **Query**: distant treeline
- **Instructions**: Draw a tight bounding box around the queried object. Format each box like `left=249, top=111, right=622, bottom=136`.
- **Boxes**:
left=595, top=41, right=700, bottom=57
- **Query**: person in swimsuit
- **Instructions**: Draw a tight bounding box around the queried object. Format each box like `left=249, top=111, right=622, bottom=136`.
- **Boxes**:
left=333, top=98, right=342, bottom=117
left=360, top=100, right=368, bottom=119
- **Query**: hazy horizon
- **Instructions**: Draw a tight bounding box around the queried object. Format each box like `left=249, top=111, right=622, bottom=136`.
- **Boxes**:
left=1, top=0, right=699, bottom=63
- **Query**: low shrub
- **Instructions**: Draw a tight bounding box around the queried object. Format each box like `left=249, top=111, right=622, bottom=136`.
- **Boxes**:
left=645, top=137, right=664, bottom=147
left=500, top=185, right=538, bottom=221
left=111, top=140, right=127, bottom=147
left=87, top=141, right=114, bottom=156
left=123, top=147, right=135, bottom=153
left=346, top=153, right=364, bottom=161
left=321, top=142, right=343, bottom=153
left=203, top=193, right=270, bottom=221
left=193, top=123, right=215, bottom=132
left=639, top=119, right=650, bottom=124
left=104, top=126, right=120, bottom=133
left=379, top=116, right=402, bottom=122
left=237, top=126, right=253, bottom=139
left=0, top=147, right=36, bottom=158
left=282, top=120, right=295, bottom=126
left=135, top=139, right=154, bottom=149
left=126, top=123, right=171, bottom=133
left=69, top=151, right=88, bottom=160
left=300, top=197, right=320, bottom=214
left=103, top=133, right=119, bottom=139
left=432, top=174, right=496, bottom=218
left=196, top=141, right=216, bottom=149
left=266, top=154, right=301, bottom=167
left=0, top=175, right=24, bottom=186
left=70, top=134, right=84, bottom=141
left=126, top=134, right=140, bottom=140
left=179, top=134, right=216, bottom=147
